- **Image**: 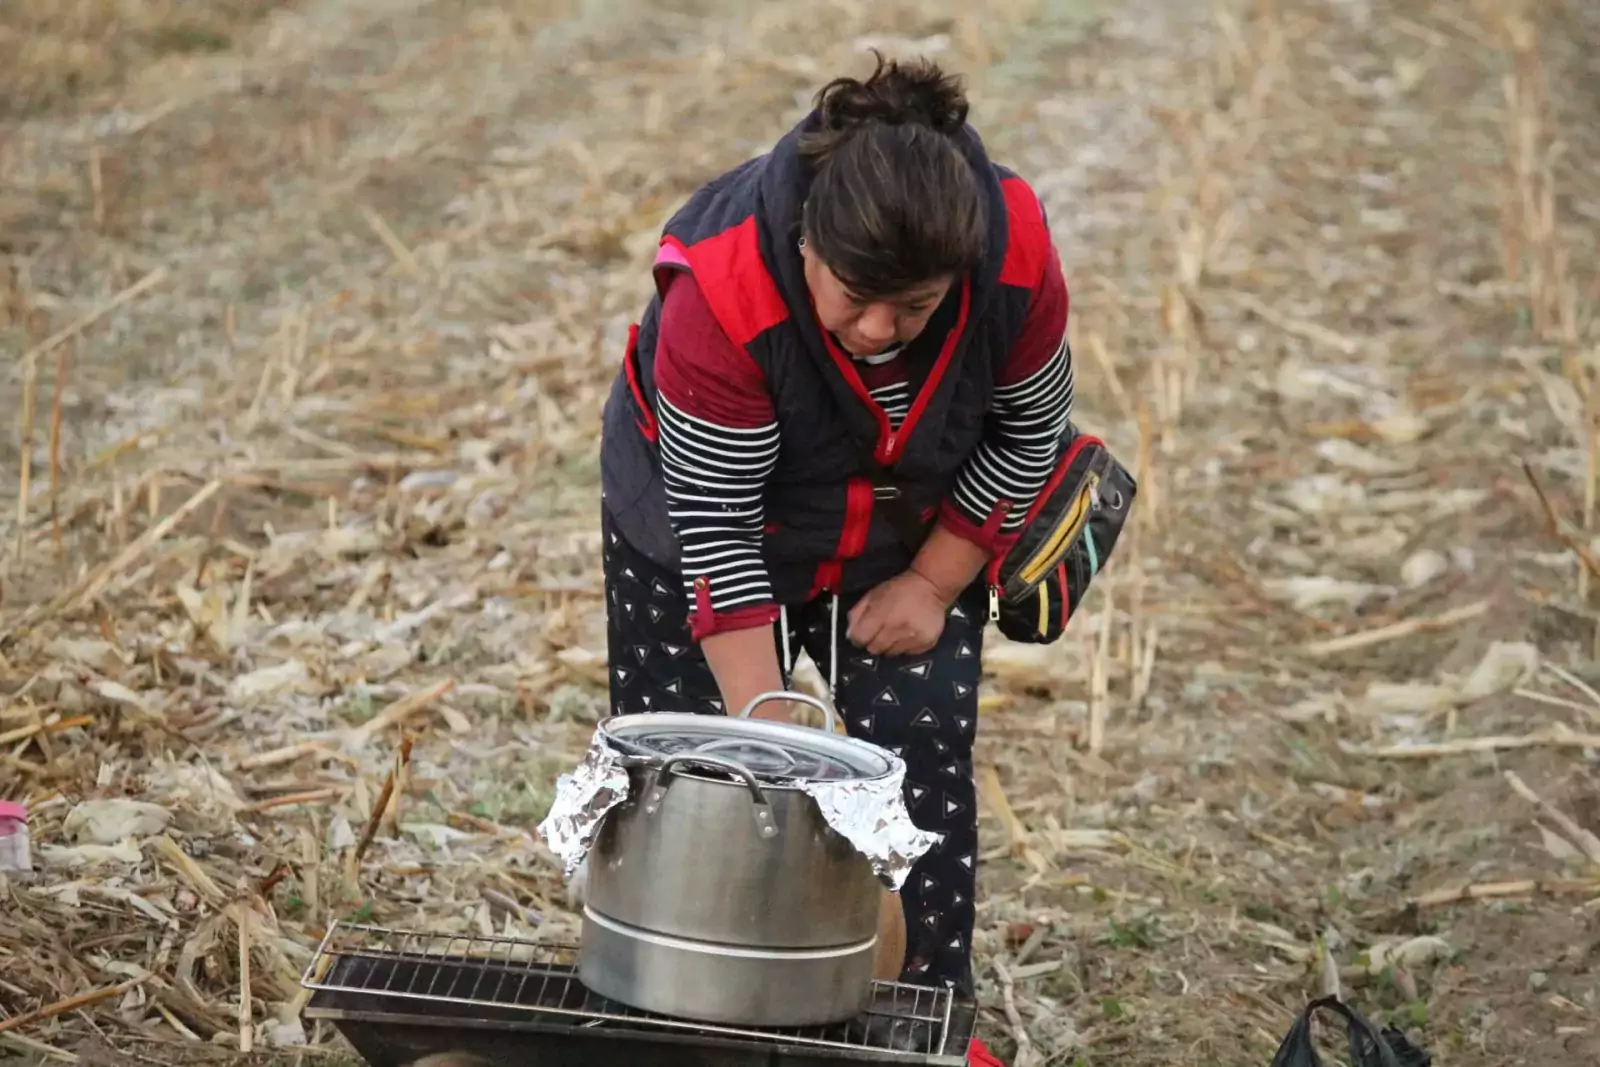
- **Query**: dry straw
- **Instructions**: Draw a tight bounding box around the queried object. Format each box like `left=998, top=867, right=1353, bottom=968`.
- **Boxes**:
left=3, top=1, right=1599, bottom=1064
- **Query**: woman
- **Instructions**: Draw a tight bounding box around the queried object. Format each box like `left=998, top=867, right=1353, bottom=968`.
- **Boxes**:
left=598, top=51, right=1071, bottom=1041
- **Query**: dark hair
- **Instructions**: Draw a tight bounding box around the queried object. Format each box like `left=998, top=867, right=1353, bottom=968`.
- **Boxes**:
left=798, top=52, right=987, bottom=300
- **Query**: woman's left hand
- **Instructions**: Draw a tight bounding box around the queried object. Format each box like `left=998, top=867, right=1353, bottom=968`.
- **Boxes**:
left=846, top=571, right=951, bottom=656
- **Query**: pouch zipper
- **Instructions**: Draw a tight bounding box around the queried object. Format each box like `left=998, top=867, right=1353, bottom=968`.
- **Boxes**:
left=986, top=434, right=1107, bottom=616
left=1017, top=471, right=1100, bottom=587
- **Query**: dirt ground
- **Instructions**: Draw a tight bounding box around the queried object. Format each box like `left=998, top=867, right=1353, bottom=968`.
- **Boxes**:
left=2, top=0, right=1599, bottom=1064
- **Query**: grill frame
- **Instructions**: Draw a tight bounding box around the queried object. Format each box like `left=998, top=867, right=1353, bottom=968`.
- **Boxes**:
left=300, top=921, right=977, bottom=1067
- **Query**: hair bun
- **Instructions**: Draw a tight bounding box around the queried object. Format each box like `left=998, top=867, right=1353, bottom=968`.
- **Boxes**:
left=812, top=51, right=969, bottom=138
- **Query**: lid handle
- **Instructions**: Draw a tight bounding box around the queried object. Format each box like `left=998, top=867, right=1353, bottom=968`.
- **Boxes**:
left=692, top=737, right=799, bottom=769
left=737, top=690, right=839, bottom=736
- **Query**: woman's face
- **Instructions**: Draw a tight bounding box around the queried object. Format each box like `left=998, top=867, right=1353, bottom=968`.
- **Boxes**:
left=802, top=242, right=952, bottom=357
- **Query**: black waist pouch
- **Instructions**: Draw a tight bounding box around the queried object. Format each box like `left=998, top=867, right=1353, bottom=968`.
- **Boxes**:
left=982, top=425, right=1138, bottom=644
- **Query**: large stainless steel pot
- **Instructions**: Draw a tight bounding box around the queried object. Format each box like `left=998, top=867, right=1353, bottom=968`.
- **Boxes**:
left=578, top=692, right=897, bottom=1027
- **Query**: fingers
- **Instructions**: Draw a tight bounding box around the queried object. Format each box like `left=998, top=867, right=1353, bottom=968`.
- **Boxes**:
left=846, top=589, right=884, bottom=648
left=847, top=590, right=873, bottom=629
left=850, top=611, right=886, bottom=652
left=862, top=619, right=939, bottom=657
left=844, top=577, right=946, bottom=655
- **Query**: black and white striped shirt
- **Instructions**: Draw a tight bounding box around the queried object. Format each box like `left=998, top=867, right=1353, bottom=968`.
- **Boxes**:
left=649, top=252, right=1074, bottom=631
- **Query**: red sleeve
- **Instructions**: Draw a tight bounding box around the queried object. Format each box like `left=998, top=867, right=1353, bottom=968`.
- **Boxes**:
left=653, top=272, right=775, bottom=429
left=996, top=241, right=1069, bottom=387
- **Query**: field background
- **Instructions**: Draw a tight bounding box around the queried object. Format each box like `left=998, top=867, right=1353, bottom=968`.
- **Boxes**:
left=2, top=0, right=1599, bottom=1064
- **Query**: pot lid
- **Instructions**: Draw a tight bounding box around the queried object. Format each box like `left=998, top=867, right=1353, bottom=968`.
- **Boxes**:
left=598, top=713, right=892, bottom=784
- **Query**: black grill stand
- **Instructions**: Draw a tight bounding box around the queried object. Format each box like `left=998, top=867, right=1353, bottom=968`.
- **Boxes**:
left=301, top=922, right=978, bottom=1067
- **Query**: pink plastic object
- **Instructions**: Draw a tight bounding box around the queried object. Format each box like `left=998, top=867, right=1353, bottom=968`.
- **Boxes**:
left=0, top=800, right=30, bottom=872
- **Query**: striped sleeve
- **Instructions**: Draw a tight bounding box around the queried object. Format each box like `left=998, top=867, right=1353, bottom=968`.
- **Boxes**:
left=939, top=241, right=1074, bottom=553
left=653, top=273, right=783, bottom=640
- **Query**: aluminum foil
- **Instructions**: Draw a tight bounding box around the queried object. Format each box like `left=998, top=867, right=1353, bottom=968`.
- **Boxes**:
left=798, top=760, right=942, bottom=892
left=535, top=734, right=631, bottom=877
left=536, top=728, right=939, bottom=892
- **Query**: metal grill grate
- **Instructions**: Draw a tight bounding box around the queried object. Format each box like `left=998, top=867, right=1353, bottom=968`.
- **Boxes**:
left=301, top=922, right=960, bottom=1061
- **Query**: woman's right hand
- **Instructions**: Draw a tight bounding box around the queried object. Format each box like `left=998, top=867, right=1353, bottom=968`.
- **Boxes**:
left=701, top=625, right=806, bottom=723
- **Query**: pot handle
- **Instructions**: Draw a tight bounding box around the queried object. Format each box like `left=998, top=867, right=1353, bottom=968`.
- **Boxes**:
left=737, top=690, right=840, bottom=735
left=656, top=753, right=768, bottom=804
left=651, top=753, right=779, bottom=839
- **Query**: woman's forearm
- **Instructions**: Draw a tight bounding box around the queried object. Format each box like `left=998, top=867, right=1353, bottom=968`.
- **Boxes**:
left=909, top=523, right=991, bottom=604
left=701, top=625, right=792, bottom=720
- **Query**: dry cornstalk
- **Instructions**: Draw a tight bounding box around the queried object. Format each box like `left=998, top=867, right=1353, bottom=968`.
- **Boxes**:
left=235, top=905, right=252, bottom=1054
left=1318, top=937, right=1342, bottom=1001
left=0, top=1030, right=76, bottom=1062
left=1125, top=553, right=1145, bottom=697
left=76, top=477, right=224, bottom=606
left=1544, top=662, right=1600, bottom=712
left=152, top=835, right=228, bottom=906
left=88, top=145, right=104, bottom=229
left=1504, top=770, right=1600, bottom=865
left=1345, top=727, right=1600, bottom=760
left=48, top=344, right=67, bottom=559
left=1514, top=686, right=1600, bottom=722
left=0, top=978, right=145, bottom=1036
left=238, top=740, right=334, bottom=771
left=1495, top=12, right=1570, bottom=345
left=1083, top=331, right=1137, bottom=428
left=1302, top=599, right=1492, bottom=656
left=1584, top=379, right=1598, bottom=621
left=1086, top=594, right=1112, bottom=755
left=1522, top=461, right=1600, bottom=579
left=976, top=764, right=1048, bottom=872
left=1135, top=394, right=1158, bottom=532
left=992, top=960, right=1038, bottom=1067
left=383, top=739, right=411, bottom=839
left=343, top=678, right=455, bottom=750
left=349, top=735, right=416, bottom=878
left=17, top=266, right=168, bottom=365
left=1235, top=291, right=1362, bottom=355
left=14, top=352, right=38, bottom=561
left=246, top=788, right=345, bottom=813
left=279, top=310, right=315, bottom=408
left=1409, top=878, right=1600, bottom=909
left=361, top=205, right=428, bottom=280
left=301, top=827, right=322, bottom=923
left=0, top=715, right=92, bottom=747
left=1133, top=624, right=1159, bottom=706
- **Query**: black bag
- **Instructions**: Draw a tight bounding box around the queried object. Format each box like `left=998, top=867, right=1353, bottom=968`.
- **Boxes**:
left=981, top=426, right=1137, bottom=643
left=1268, top=996, right=1432, bottom=1067
left=860, top=422, right=1137, bottom=645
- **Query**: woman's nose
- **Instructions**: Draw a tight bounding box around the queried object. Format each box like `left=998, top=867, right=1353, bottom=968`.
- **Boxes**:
left=856, top=304, right=898, bottom=344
